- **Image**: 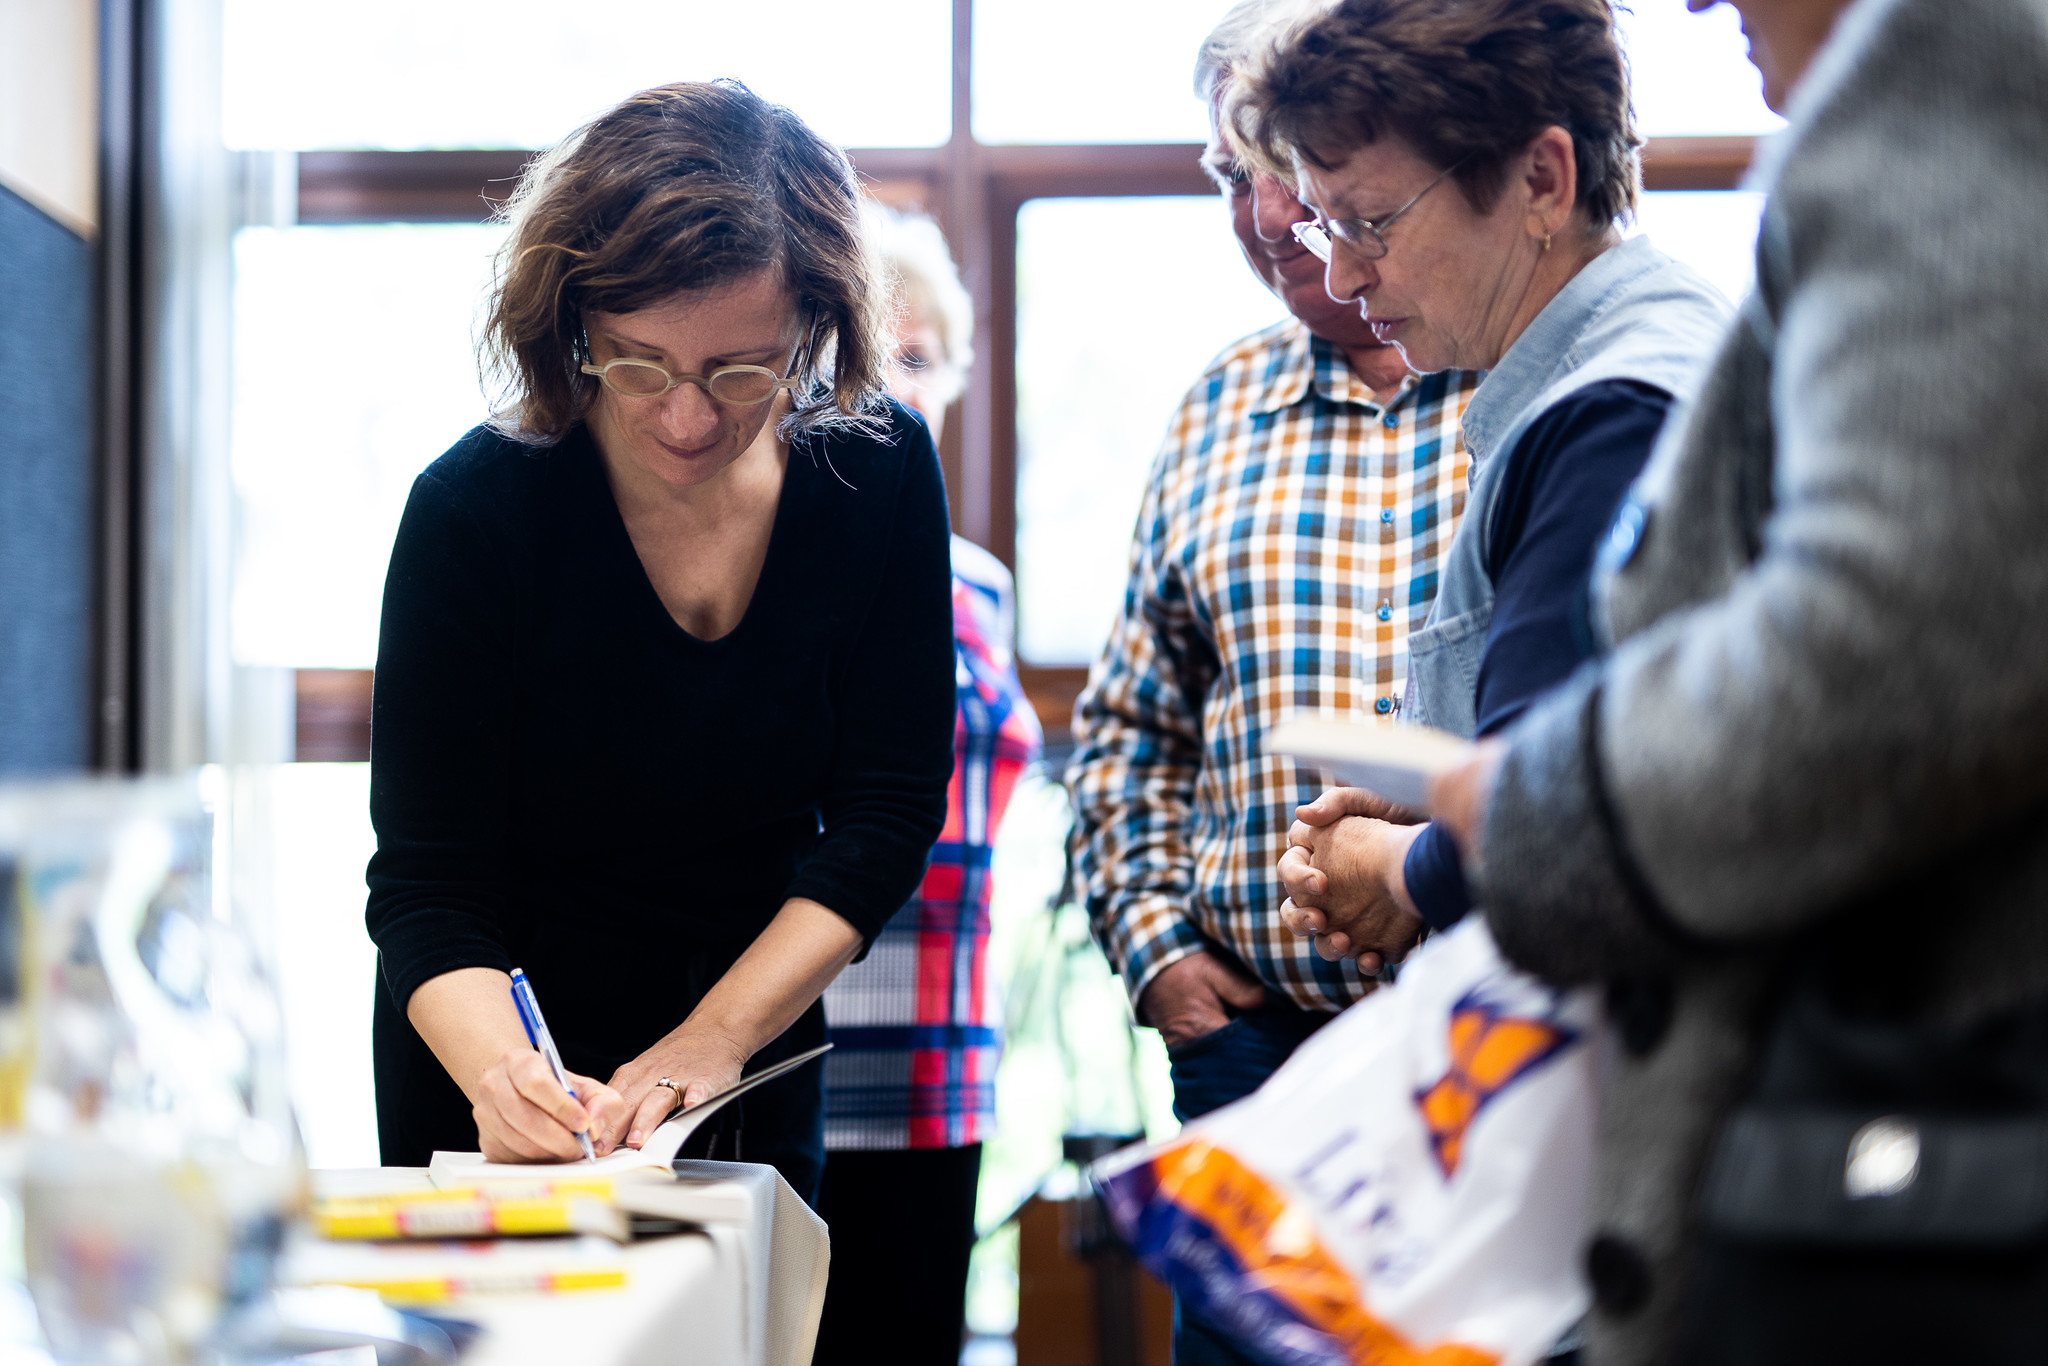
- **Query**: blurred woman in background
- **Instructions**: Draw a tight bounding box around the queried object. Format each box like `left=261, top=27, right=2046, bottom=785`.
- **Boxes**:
left=813, top=203, right=1042, bottom=1366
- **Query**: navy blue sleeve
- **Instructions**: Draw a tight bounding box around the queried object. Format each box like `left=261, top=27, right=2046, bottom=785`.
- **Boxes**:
left=1404, top=379, right=1674, bottom=930
left=1405, top=823, right=1472, bottom=931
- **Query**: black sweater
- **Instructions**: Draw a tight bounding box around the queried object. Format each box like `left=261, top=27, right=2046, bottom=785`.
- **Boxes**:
left=365, top=407, right=955, bottom=1119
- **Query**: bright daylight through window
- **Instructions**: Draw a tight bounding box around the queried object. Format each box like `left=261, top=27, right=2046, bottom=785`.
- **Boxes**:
left=231, top=224, right=504, bottom=669
left=222, top=0, right=953, bottom=150
left=1012, top=197, right=1285, bottom=665
left=226, top=0, right=1784, bottom=678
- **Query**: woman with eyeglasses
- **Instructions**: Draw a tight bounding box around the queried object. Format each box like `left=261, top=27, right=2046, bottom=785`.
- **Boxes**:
left=363, top=80, right=956, bottom=1203
left=1227, top=0, right=1732, bottom=976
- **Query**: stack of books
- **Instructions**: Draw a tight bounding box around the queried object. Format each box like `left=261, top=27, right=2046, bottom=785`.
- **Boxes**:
left=288, top=1045, right=826, bottom=1304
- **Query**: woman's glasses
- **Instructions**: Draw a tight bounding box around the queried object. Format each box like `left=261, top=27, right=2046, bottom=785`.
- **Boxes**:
left=580, top=358, right=801, bottom=405
left=1290, top=159, right=1468, bottom=264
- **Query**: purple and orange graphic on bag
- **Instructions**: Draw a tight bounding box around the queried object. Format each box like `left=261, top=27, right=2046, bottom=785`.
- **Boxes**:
left=1093, top=921, right=1600, bottom=1366
left=1415, top=987, right=1577, bottom=1178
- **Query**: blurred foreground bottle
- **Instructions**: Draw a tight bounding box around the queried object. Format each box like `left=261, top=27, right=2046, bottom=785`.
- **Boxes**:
left=0, top=774, right=304, bottom=1365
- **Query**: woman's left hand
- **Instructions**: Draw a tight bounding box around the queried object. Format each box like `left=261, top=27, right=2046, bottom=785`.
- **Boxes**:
left=1428, top=737, right=1507, bottom=865
left=595, top=895, right=861, bottom=1152
left=605, top=1023, right=751, bottom=1150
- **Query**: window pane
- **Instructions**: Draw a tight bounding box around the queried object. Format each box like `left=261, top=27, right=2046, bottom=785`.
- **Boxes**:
left=976, top=0, right=1782, bottom=145
left=1014, top=197, right=1286, bottom=665
left=223, top=0, right=952, bottom=150
left=1631, top=189, right=1767, bottom=304
left=263, top=762, right=381, bottom=1169
left=974, top=0, right=1233, bottom=145
left=231, top=224, right=505, bottom=668
left=1619, top=2, right=1785, bottom=137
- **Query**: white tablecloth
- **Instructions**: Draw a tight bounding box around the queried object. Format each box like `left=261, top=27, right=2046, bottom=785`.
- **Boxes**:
left=307, top=1160, right=828, bottom=1366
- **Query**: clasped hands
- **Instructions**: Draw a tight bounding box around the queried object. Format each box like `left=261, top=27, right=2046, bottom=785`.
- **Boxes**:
left=472, top=1021, right=748, bottom=1164
left=1277, top=787, right=1429, bottom=970
left=1277, top=740, right=1507, bottom=968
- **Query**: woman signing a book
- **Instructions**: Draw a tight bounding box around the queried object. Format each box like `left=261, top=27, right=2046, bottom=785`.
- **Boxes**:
left=362, top=80, right=956, bottom=1203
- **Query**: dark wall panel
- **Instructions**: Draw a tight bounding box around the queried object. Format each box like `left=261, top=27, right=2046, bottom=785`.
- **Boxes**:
left=0, top=182, right=94, bottom=774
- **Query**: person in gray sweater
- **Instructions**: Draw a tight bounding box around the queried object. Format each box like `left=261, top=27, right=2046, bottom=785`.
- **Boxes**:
left=1427, top=0, right=2048, bottom=1360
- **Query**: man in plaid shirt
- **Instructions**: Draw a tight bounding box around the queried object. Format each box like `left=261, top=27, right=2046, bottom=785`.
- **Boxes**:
left=1068, top=12, right=1482, bottom=1307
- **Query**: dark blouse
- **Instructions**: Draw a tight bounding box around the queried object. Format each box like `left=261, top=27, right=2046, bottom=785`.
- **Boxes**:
left=365, top=405, right=956, bottom=1156
left=1403, top=379, right=1675, bottom=929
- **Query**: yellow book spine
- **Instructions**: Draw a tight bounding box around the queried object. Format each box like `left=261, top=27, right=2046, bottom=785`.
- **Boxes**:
left=317, top=1209, right=405, bottom=1240
left=328, top=1268, right=629, bottom=1303
left=314, top=1183, right=623, bottom=1240
left=546, top=1270, right=630, bottom=1293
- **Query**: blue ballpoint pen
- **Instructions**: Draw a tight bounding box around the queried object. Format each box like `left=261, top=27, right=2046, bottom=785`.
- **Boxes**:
left=508, top=967, right=597, bottom=1162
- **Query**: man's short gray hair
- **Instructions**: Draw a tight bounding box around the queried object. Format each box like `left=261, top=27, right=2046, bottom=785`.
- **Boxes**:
left=1194, top=0, right=1330, bottom=100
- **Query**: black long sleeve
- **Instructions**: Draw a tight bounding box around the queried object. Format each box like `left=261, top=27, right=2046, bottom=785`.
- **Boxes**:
left=365, top=406, right=955, bottom=1082
left=363, top=454, right=529, bottom=1006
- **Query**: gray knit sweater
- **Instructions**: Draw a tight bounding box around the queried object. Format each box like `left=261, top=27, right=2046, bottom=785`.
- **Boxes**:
left=1474, top=0, right=2048, bottom=1359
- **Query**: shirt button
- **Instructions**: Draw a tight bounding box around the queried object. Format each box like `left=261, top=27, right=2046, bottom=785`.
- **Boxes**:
left=1374, top=697, right=1394, bottom=715
left=1586, top=1235, right=1654, bottom=1318
left=1382, top=411, right=1399, bottom=429
left=1609, top=975, right=1674, bottom=1057
left=1602, top=500, right=1648, bottom=571
left=1377, top=603, right=1393, bottom=622
left=1379, top=508, right=1395, bottom=525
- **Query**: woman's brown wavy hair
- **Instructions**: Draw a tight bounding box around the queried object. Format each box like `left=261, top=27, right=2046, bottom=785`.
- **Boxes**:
left=483, top=79, right=890, bottom=443
left=1226, top=0, right=1641, bottom=231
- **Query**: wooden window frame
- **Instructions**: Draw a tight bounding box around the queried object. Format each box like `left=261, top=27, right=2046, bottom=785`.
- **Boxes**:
left=282, top=0, right=1756, bottom=755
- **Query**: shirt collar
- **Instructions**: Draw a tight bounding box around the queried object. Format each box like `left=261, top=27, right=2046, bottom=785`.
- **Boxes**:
left=1459, top=234, right=1664, bottom=464
left=1253, top=322, right=1414, bottom=417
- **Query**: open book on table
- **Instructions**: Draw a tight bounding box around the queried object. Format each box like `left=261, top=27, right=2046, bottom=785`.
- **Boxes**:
left=428, top=1043, right=832, bottom=1193
left=1264, top=715, right=1473, bottom=809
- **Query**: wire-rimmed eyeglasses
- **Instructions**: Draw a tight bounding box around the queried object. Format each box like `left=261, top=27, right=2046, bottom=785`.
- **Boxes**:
left=580, top=358, right=802, bottom=405
left=1290, top=159, right=1468, bottom=264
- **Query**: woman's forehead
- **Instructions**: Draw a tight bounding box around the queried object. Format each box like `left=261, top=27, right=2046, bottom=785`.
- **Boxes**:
left=589, top=276, right=800, bottom=353
left=1301, top=140, right=1433, bottom=211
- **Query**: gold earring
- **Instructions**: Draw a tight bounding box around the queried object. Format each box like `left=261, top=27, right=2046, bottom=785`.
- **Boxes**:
left=1543, top=232, right=1553, bottom=253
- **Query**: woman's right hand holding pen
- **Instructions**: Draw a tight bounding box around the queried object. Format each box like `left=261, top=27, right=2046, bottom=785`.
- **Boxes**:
left=407, top=967, right=630, bottom=1163
left=473, top=1047, right=628, bottom=1162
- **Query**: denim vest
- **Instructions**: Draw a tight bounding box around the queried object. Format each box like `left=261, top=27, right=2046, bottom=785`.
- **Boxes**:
left=1401, top=236, right=1733, bottom=737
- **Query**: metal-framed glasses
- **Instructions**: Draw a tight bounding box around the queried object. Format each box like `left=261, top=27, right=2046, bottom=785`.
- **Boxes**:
left=579, top=358, right=801, bottom=405
left=1290, top=159, right=1468, bottom=264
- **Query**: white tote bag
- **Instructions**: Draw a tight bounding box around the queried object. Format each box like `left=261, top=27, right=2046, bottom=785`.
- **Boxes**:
left=1095, top=918, right=1600, bottom=1366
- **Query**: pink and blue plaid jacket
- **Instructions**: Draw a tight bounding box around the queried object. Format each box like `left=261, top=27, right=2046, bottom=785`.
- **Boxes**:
left=821, top=536, right=1042, bottom=1150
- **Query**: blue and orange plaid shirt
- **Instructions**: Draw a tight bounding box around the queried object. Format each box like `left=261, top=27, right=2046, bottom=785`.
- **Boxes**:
left=822, top=537, right=1042, bottom=1149
left=1069, top=320, right=1480, bottom=1015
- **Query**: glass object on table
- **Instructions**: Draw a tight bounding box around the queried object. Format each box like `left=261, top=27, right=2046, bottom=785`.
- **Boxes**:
left=973, top=0, right=1238, bottom=144
left=222, top=0, right=953, bottom=150
left=3, top=776, right=301, bottom=1365
left=1012, top=195, right=1286, bottom=666
left=230, top=223, right=505, bottom=670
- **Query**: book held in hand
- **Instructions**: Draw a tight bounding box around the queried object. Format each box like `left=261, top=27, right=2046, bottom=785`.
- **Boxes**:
left=1264, top=715, right=1472, bottom=809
